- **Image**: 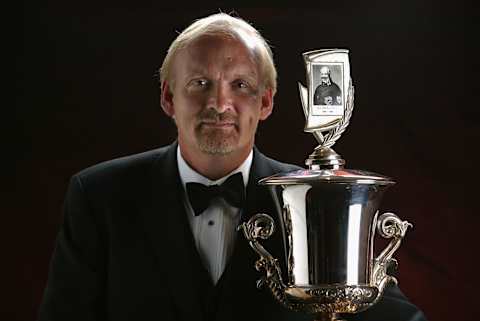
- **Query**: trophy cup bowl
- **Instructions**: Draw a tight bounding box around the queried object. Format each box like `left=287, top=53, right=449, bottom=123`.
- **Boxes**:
left=238, top=49, right=412, bottom=321
left=239, top=165, right=411, bottom=321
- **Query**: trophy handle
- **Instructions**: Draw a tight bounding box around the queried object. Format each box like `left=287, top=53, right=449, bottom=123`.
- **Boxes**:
left=238, top=213, right=289, bottom=307
left=372, top=212, right=412, bottom=296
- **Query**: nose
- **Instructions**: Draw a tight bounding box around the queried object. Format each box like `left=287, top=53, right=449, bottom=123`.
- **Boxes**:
left=208, top=83, right=233, bottom=113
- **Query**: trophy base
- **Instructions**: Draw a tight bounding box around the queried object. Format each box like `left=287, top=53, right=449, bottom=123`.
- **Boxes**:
left=284, top=284, right=378, bottom=314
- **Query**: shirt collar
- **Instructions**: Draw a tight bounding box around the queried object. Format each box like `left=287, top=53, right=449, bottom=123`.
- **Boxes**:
left=177, top=146, right=252, bottom=191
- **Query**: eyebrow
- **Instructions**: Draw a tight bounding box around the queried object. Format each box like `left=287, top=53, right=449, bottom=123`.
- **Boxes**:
left=183, top=70, right=258, bottom=82
left=232, top=72, right=258, bottom=85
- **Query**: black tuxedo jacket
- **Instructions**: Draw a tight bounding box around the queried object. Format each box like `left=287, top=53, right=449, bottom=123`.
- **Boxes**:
left=39, top=143, right=427, bottom=321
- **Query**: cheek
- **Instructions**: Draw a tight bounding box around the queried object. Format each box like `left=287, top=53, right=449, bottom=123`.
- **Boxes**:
left=173, top=95, right=204, bottom=118
left=246, top=96, right=262, bottom=116
left=238, top=93, right=262, bottom=111
left=242, top=106, right=262, bottom=131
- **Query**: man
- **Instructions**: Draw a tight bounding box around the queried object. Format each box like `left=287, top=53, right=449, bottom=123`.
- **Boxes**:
left=38, top=13, right=427, bottom=321
left=314, top=66, right=342, bottom=105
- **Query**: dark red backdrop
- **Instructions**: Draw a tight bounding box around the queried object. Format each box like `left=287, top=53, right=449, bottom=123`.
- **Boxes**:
left=14, top=2, right=476, bottom=321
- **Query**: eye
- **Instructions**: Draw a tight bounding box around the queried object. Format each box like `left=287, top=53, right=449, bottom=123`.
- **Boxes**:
left=188, top=78, right=209, bottom=89
left=196, top=79, right=208, bottom=87
left=233, top=79, right=249, bottom=89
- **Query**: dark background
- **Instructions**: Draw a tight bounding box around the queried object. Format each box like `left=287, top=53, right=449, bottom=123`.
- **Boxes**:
left=14, top=1, right=476, bottom=321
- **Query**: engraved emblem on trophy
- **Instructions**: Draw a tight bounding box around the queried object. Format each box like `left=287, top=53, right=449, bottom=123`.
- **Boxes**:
left=239, top=49, right=412, bottom=321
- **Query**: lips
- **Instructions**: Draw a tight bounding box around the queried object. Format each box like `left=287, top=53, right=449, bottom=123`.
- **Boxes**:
left=197, top=111, right=238, bottom=129
left=201, top=121, right=236, bottom=128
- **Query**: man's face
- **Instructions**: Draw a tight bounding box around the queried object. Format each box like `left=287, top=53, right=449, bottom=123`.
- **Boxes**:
left=162, top=35, right=273, bottom=156
left=320, top=67, right=330, bottom=85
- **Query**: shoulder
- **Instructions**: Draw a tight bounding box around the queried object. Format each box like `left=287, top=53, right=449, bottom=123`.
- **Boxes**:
left=72, top=143, right=176, bottom=191
left=253, top=147, right=302, bottom=176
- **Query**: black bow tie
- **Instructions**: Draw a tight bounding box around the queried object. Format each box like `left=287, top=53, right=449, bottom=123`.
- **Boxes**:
left=186, top=172, right=246, bottom=216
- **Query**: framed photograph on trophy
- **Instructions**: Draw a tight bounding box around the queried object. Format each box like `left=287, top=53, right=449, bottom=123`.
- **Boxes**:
left=299, top=49, right=351, bottom=132
left=310, top=62, right=344, bottom=116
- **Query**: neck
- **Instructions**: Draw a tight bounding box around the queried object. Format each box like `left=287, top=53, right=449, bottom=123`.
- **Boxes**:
left=178, top=143, right=252, bottom=180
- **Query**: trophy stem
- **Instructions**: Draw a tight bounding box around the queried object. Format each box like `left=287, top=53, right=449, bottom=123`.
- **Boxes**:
left=305, top=146, right=345, bottom=170
left=314, top=312, right=345, bottom=321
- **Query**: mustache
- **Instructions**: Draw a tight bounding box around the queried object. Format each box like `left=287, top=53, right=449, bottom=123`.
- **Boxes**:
left=197, top=109, right=238, bottom=124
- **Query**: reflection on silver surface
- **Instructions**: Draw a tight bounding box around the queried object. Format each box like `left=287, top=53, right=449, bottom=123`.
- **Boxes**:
left=346, top=203, right=362, bottom=285
left=282, top=185, right=311, bottom=284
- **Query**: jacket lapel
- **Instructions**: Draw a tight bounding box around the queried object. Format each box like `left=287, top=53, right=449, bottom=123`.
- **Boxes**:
left=140, top=143, right=207, bottom=321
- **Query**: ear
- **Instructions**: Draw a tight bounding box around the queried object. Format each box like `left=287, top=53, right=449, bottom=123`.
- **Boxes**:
left=160, top=80, right=175, bottom=117
left=259, top=88, right=273, bottom=121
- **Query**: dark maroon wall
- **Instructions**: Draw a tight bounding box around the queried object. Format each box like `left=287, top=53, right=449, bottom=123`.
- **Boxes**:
left=14, top=2, right=476, bottom=321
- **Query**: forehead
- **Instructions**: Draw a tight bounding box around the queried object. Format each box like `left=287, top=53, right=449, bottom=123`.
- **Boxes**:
left=174, top=35, right=260, bottom=78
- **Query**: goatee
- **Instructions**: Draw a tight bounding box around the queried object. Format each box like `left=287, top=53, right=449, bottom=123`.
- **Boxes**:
left=195, top=109, right=239, bottom=155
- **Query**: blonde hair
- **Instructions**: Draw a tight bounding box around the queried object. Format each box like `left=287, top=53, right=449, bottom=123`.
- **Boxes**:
left=159, top=13, right=277, bottom=96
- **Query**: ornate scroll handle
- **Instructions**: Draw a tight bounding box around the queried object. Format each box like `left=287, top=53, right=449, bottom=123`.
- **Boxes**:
left=372, top=212, right=412, bottom=297
left=238, top=214, right=289, bottom=307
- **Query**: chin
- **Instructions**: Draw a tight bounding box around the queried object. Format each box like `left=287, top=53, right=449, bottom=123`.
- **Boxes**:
left=198, top=143, right=236, bottom=155
left=197, top=137, right=240, bottom=155
left=195, top=129, right=241, bottom=155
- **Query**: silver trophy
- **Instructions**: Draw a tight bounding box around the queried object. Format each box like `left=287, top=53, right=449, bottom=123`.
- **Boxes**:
left=239, top=49, right=412, bottom=321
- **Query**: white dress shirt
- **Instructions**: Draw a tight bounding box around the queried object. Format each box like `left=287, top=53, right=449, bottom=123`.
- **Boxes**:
left=177, top=147, right=252, bottom=284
